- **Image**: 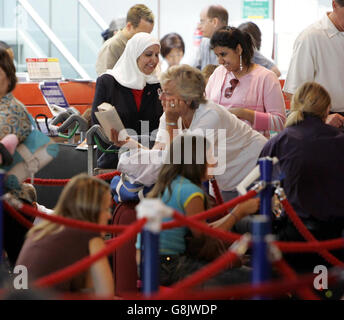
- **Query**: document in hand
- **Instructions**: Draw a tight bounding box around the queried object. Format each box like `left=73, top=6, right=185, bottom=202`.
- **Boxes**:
left=94, top=102, right=129, bottom=141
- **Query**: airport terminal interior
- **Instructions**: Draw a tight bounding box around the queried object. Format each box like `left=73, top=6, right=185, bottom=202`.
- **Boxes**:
left=1, top=0, right=344, bottom=305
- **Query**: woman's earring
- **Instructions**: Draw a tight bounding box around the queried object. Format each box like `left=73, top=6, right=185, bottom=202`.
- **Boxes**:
left=240, top=55, right=243, bottom=71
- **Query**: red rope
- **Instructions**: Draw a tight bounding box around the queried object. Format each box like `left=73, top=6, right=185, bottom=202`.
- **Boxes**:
left=5, top=201, right=126, bottom=234
left=163, top=189, right=257, bottom=230
left=96, top=171, right=121, bottom=180
left=35, top=218, right=146, bottom=288
left=137, top=271, right=338, bottom=300
left=25, top=171, right=121, bottom=185
left=5, top=192, right=344, bottom=254
left=281, top=198, right=344, bottom=267
left=172, top=211, right=240, bottom=243
left=273, top=258, right=320, bottom=300
left=154, top=250, right=240, bottom=300
left=275, top=238, right=344, bottom=253
left=3, top=201, right=33, bottom=229
left=25, top=178, right=70, bottom=186
left=210, top=178, right=225, bottom=205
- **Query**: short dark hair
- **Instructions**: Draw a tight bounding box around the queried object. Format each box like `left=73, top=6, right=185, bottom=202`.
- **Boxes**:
left=210, top=27, right=254, bottom=68
left=335, top=0, right=344, bottom=7
left=127, top=4, right=154, bottom=28
left=160, top=33, right=185, bottom=58
left=238, top=22, right=261, bottom=50
left=0, top=48, right=17, bottom=93
left=207, top=5, right=228, bottom=25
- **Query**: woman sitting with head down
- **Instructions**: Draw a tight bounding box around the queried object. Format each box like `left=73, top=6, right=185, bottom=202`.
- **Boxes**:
left=261, top=82, right=344, bottom=238
left=260, top=82, right=344, bottom=271
left=206, top=27, right=286, bottom=138
left=16, top=174, right=114, bottom=296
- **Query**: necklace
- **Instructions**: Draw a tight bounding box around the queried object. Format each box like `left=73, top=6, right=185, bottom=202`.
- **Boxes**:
left=182, top=109, right=195, bottom=129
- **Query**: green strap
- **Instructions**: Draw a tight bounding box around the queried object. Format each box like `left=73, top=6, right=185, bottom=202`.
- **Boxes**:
left=58, top=123, right=79, bottom=139
left=94, top=135, right=119, bottom=154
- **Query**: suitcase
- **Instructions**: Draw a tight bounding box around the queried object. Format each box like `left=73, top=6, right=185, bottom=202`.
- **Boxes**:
left=111, top=201, right=140, bottom=296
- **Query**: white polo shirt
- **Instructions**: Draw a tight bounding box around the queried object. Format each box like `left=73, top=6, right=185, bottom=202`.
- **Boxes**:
left=284, top=13, right=344, bottom=112
left=156, top=101, right=267, bottom=191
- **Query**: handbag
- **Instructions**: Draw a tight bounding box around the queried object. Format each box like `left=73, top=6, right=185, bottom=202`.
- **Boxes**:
left=0, top=113, right=59, bottom=191
left=110, top=173, right=153, bottom=203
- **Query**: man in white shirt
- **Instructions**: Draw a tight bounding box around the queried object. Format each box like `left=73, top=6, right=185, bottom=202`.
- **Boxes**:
left=284, top=0, right=344, bottom=128
left=192, top=5, right=228, bottom=70
left=95, top=4, right=154, bottom=76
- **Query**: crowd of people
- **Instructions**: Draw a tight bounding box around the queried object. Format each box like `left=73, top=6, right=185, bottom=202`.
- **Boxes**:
left=1, top=0, right=344, bottom=298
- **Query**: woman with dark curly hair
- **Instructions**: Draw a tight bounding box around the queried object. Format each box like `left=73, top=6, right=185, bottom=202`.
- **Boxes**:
left=206, top=27, right=286, bottom=138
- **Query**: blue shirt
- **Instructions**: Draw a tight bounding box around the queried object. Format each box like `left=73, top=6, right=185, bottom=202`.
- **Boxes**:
left=136, top=175, right=205, bottom=255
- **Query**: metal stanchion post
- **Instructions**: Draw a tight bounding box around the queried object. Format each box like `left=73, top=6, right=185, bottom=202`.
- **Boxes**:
left=251, top=215, right=271, bottom=300
left=251, top=158, right=274, bottom=299
left=136, top=199, right=173, bottom=297
left=258, top=157, right=273, bottom=215
left=141, top=229, right=159, bottom=294
left=258, top=157, right=273, bottom=231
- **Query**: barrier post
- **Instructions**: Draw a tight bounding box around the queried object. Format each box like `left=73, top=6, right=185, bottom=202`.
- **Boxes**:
left=136, top=199, right=173, bottom=296
left=251, top=215, right=271, bottom=300
left=258, top=157, right=273, bottom=231
left=0, top=169, right=4, bottom=264
left=141, top=229, right=159, bottom=294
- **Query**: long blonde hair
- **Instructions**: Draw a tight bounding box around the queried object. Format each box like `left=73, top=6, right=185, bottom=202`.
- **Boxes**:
left=286, top=82, right=331, bottom=127
left=28, top=174, right=110, bottom=241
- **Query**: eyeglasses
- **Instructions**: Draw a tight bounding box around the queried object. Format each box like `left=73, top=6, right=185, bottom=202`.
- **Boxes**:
left=224, top=79, right=239, bottom=99
left=157, top=88, right=174, bottom=97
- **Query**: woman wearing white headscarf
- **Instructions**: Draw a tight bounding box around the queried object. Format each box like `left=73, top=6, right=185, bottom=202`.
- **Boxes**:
left=91, top=32, right=163, bottom=168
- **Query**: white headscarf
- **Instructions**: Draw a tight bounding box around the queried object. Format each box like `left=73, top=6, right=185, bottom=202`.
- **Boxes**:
left=106, top=32, right=160, bottom=90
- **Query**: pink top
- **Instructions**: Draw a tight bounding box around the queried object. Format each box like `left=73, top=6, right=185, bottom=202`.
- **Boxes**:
left=205, top=64, right=286, bottom=137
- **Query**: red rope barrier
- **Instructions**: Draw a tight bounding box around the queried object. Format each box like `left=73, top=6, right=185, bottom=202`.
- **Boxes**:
left=5, top=201, right=126, bottom=234
left=96, top=171, right=121, bottom=181
left=5, top=192, right=344, bottom=253
left=139, top=271, right=339, bottom=300
left=210, top=178, right=225, bottom=206
left=25, top=171, right=121, bottom=185
left=275, top=238, right=344, bottom=253
left=24, top=178, right=70, bottom=186
left=3, top=201, right=33, bottom=229
left=153, top=249, right=240, bottom=300
left=273, top=258, right=320, bottom=300
left=281, top=198, right=344, bottom=267
left=35, top=218, right=146, bottom=288
left=172, top=211, right=240, bottom=243
left=163, top=189, right=258, bottom=230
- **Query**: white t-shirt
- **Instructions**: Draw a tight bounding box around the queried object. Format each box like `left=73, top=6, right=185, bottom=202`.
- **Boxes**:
left=284, top=13, right=344, bottom=112
left=156, top=101, right=267, bottom=191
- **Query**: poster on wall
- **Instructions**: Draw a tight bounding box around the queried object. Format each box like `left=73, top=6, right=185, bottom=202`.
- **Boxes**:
left=243, top=0, right=271, bottom=19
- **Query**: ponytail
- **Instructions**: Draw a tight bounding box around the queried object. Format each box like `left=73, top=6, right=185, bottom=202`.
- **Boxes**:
left=285, top=82, right=331, bottom=127
left=285, top=110, right=304, bottom=127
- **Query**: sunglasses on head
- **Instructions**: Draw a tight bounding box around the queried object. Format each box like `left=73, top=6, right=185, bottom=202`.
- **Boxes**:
left=224, top=78, right=239, bottom=99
